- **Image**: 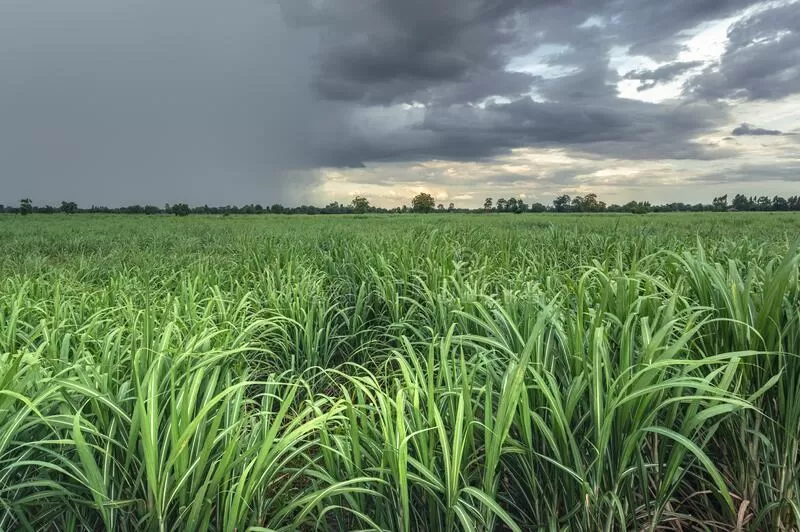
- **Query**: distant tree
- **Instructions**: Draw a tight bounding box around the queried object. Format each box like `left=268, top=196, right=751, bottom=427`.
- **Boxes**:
left=324, top=201, right=342, bottom=214
left=172, top=203, right=191, bottom=216
left=731, top=194, right=751, bottom=211
left=411, top=192, right=435, bottom=213
left=60, top=201, right=78, bottom=214
left=19, top=198, right=33, bottom=216
left=772, top=196, right=789, bottom=211
left=712, top=194, right=728, bottom=211
left=351, top=195, right=370, bottom=214
left=9, top=192, right=778, bottom=217
left=582, top=193, right=605, bottom=212
left=623, top=200, right=651, bottom=214
left=658, top=202, right=683, bottom=212
left=295, top=204, right=321, bottom=215
left=553, top=194, right=570, bottom=213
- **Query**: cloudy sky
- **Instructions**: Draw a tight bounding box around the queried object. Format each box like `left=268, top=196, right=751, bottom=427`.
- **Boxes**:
left=1, top=0, right=799, bottom=208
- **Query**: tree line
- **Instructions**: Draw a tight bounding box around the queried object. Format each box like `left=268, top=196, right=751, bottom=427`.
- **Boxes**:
left=4, top=192, right=800, bottom=216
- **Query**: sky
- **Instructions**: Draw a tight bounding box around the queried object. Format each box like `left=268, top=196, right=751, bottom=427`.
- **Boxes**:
left=1, top=0, right=799, bottom=208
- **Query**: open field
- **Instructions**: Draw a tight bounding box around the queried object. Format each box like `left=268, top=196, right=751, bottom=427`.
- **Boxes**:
left=1, top=213, right=799, bottom=531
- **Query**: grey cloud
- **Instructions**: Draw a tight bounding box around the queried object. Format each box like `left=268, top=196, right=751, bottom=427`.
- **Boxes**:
left=283, top=0, right=750, bottom=169
left=2, top=0, right=796, bottom=207
left=484, top=167, right=585, bottom=187
left=606, top=0, right=761, bottom=58
left=687, top=2, right=800, bottom=101
left=536, top=28, right=622, bottom=101
left=282, top=0, right=546, bottom=106
left=732, top=123, right=784, bottom=135
left=625, top=61, right=705, bottom=91
left=0, top=0, right=332, bottom=206
left=423, top=98, right=640, bottom=144
left=691, top=162, right=800, bottom=183
left=367, top=164, right=596, bottom=190
left=324, top=96, right=731, bottom=166
left=291, top=0, right=761, bottom=105
left=538, top=60, right=620, bottom=101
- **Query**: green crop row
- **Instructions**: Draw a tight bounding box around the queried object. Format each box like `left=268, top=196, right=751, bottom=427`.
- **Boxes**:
left=0, top=213, right=798, bottom=531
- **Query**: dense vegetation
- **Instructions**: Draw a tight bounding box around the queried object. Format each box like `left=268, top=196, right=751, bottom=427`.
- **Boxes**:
left=5, top=191, right=800, bottom=215
left=1, top=213, right=798, bottom=531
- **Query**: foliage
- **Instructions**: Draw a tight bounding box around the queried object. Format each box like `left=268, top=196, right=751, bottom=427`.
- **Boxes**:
left=172, top=203, right=191, bottom=216
left=553, top=194, right=571, bottom=212
left=18, top=198, right=32, bottom=215
left=624, top=200, right=652, bottom=214
left=0, top=213, right=798, bottom=530
left=4, top=192, right=800, bottom=215
left=571, top=193, right=606, bottom=212
left=411, top=192, right=436, bottom=212
left=60, top=201, right=78, bottom=214
left=351, top=195, right=370, bottom=214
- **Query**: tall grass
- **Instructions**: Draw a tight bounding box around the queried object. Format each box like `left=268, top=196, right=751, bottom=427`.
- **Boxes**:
left=0, top=212, right=798, bottom=530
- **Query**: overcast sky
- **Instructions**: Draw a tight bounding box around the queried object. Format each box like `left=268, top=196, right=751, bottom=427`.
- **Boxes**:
left=1, top=0, right=799, bottom=208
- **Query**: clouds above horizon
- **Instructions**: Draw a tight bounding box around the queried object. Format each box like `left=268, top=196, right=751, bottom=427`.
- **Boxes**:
left=289, top=0, right=800, bottom=206
left=732, top=123, right=785, bottom=136
left=1, top=0, right=798, bottom=207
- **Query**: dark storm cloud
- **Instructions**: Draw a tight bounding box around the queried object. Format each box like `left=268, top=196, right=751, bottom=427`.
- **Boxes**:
left=2, top=0, right=797, bottom=206
left=534, top=28, right=622, bottom=101
left=732, top=123, right=785, bottom=136
left=281, top=0, right=768, bottom=169
left=317, top=95, right=730, bottom=167
left=606, top=0, right=762, bottom=58
left=687, top=1, right=800, bottom=101
left=0, top=0, right=330, bottom=206
left=624, top=61, right=705, bottom=91
left=421, top=97, right=730, bottom=160
left=281, top=0, right=547, bottom=106
left=283, top=0, right=761, bottom=105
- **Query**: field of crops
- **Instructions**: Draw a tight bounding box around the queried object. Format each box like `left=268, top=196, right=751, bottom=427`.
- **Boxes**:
left=1, top=213, right=798, bottom=531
